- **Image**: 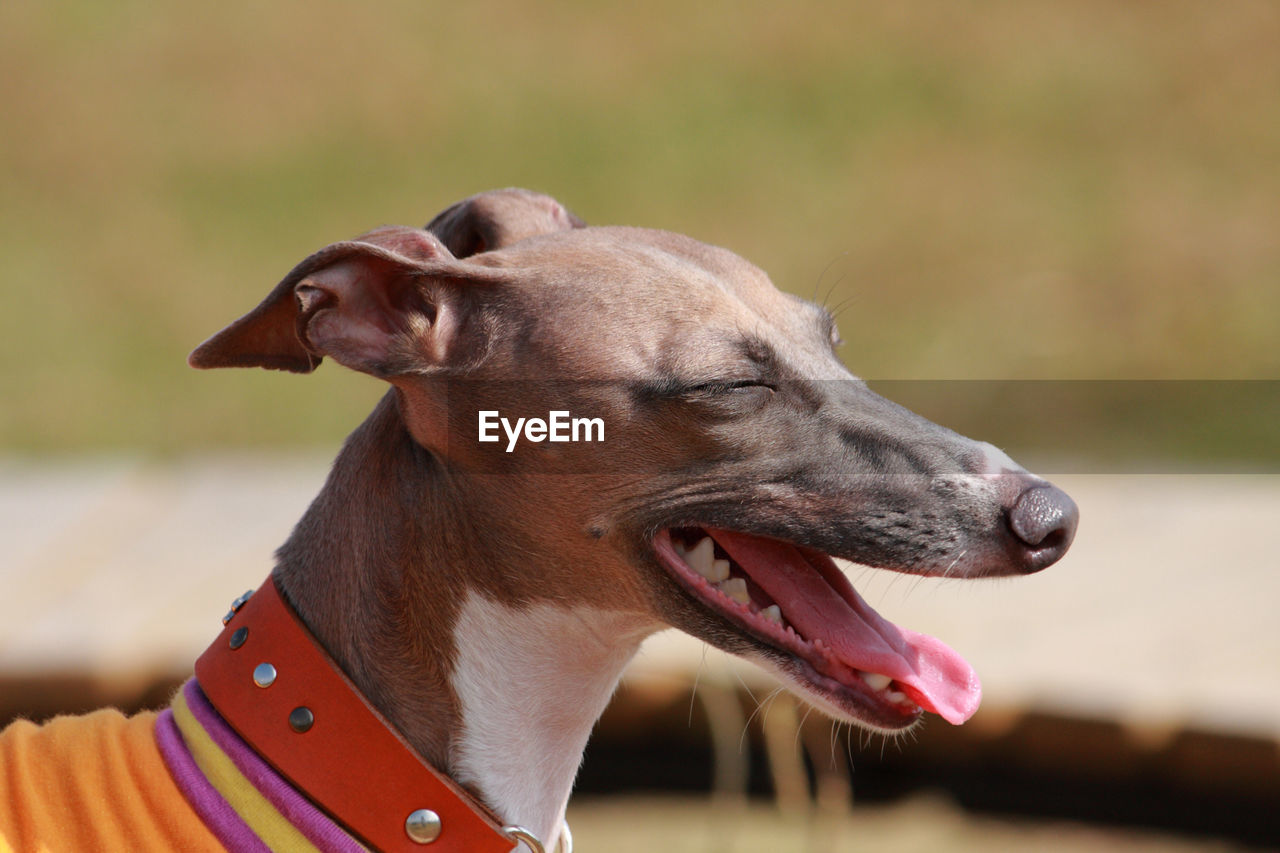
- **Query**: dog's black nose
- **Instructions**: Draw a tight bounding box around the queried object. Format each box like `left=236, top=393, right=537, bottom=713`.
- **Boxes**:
left=1007, top=483, right=1079, bottom=572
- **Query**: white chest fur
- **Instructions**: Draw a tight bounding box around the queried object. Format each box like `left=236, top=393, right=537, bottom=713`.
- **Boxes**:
left=449, top=592, right=654, bottom=848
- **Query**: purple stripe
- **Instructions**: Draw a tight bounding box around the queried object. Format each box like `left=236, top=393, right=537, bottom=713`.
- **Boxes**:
left=184, top=680, right=365, bottom=853
left=154, top=708, right=271, bottom=853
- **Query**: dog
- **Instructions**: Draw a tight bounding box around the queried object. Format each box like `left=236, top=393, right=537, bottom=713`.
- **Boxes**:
left=0, top=188, right=1077, bottom=852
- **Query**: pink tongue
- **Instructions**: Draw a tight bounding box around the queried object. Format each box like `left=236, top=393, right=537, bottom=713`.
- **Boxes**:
left=709, top=528, right=981, bottom=725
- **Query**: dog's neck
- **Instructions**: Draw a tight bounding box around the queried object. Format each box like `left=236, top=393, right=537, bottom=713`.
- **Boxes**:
left=273, top=393, right=653, bottom=846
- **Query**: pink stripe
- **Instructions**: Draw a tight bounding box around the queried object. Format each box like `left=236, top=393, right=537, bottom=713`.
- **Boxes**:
left=154, top=708, right=271, bottom=853
left=184, top=680, right=366, bottom=853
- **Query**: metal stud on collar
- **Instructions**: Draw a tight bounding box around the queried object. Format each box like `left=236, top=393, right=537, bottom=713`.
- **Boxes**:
left=222, top=589, right=255, bottom=625
left=252, top=662, right=277, bottom=688
left=405, top=808, right=442, bottom=844
left=288, top=706, right=314, bottom=733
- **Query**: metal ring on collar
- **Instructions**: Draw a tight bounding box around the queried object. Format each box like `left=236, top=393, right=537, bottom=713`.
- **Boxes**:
left=502, top=822, right=572, bottom=853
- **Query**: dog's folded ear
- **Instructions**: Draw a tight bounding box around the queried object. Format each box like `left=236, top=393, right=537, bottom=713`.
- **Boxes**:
left=189, top=226, right=500, bottom=377
left=426, top=188, right=584, bottom=258
left=190, top=189, right=581, bottom=376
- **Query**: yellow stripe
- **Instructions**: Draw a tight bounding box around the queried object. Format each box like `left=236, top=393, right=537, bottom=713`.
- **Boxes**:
left=171, top=690, right=323, bottom=853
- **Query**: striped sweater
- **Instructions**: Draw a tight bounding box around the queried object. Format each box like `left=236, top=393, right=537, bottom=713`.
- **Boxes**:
left=0, top=680, right=366, bottom=852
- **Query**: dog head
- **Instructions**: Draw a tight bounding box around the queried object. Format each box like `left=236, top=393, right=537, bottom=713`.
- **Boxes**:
left=192, top=188, right=1077, bottom=734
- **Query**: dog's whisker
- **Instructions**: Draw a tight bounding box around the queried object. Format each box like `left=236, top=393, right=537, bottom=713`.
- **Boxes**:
left=813, top=251, right=851, bottom=307
left=943, top=549, right=969, bottom=580
left=794, top=702, right=816, bottom=755
left=826, top=289, right=861, bottom=320
left=689, top=645, right=710, bottom=728
left=729, top=660, right=761, bottom=708
left=746, top=685, right=783, bottom=732
left=738, top=683, right=780, bottom=755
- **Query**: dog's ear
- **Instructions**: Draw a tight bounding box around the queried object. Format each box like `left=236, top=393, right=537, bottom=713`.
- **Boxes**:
left=189, top=226, right=496, bottom=377
left=426, top=188, right=585, bottom=258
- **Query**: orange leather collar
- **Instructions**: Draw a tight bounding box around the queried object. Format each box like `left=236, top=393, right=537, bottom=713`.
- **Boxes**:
left=195, top=576, right=514, bottom=853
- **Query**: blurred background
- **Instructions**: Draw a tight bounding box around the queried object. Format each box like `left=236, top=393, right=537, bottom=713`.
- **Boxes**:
left=2, top=1, right=1277, bottom=849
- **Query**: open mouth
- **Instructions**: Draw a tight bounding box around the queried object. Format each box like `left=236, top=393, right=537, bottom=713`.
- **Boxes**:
left=653, top=526, right=981, bottom=731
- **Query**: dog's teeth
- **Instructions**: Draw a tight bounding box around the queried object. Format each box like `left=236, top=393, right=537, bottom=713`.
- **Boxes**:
left=708, top=558, right=731, bottom=582
left=684, top=537, right=716, bottom=577
left=716, top=577, right=750, bottom=606
left=760, top=604, right=782, bottom=624
left=861, top=672, right=892, bottom=692
left=673, top=540, right=687, bottom=556
left=885, top=690, right=908, bottom=704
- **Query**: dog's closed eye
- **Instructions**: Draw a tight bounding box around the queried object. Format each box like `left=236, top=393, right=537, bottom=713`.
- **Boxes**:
left=678, top=380, right=779, bottom=411
left=688, top=379, right=776, bottom=396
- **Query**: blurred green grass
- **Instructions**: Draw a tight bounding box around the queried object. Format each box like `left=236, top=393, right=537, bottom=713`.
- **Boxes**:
left=2, top=0, right=1277, bottom=452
